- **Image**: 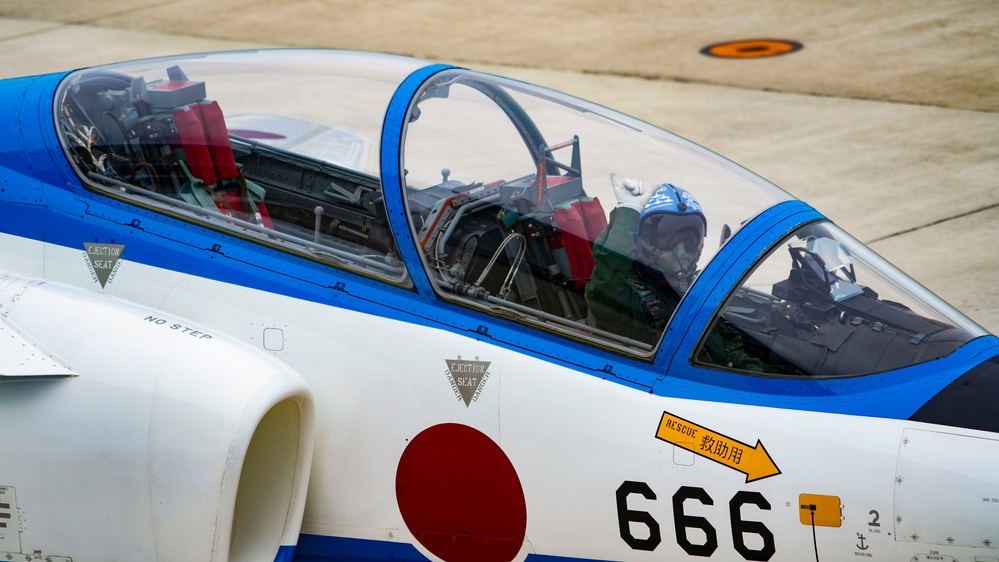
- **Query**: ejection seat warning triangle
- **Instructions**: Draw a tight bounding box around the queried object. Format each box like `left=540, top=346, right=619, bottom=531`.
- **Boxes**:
left=445, top=356, right=490, bottom=407
left=83, top=243, right=125, bottom=288
left=655, top=411, right=781, bottom=483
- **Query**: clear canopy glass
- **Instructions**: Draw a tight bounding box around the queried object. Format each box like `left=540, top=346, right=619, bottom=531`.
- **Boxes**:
left=56, top=50, right=427, bottom=283
left=401, top=69, right=795, bottom=352
left=53, top=51, right=985, bottom=366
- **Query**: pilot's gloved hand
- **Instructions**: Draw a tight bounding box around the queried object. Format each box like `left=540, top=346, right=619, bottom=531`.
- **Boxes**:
left=611, top=173, right=657, bottom=212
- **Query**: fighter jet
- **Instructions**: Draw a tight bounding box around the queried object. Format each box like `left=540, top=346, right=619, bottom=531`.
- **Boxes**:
left=0, top=49, right=996, bottom=562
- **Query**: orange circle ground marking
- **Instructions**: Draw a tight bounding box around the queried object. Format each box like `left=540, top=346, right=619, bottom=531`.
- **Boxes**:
left=701, top=39, right=803, bottom=59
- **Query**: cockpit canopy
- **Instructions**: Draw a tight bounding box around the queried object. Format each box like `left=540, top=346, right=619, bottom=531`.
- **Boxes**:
left=54, top=49, right=985, bottom=377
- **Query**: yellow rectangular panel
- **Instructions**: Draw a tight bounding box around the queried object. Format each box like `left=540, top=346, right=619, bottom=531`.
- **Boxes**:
left=799, top=493, right=842, bottom=527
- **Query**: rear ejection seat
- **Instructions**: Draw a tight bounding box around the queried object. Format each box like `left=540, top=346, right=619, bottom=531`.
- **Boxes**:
left=173, top=100, right=274, bottom=228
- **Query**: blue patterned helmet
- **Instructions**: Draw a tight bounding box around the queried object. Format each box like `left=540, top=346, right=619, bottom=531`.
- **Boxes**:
left=635, top=183, right=707, bottom=292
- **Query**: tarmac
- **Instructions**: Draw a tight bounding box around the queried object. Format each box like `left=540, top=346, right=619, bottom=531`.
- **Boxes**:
left=1, top=0, right=996, bottom=332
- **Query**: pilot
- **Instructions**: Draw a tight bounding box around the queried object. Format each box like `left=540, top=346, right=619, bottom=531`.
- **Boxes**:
left=585, top=174, right=762, bottom=371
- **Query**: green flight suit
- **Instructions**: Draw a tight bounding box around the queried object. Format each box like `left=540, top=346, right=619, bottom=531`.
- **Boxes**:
left=585, top=207, right=762, bottom=371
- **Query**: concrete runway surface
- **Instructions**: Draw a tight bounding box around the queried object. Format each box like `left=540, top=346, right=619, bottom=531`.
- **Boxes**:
left=1, top=0, right=996, bottom=332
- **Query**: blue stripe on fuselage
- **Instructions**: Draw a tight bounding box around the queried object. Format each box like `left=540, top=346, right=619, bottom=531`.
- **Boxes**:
left=291, top=534, right=611, bottom=562
left=275, top=544, right=297, bottom=562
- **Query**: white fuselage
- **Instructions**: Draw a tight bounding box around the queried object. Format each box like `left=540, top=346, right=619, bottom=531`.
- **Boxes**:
left=2, top=232, right=998, bottom=562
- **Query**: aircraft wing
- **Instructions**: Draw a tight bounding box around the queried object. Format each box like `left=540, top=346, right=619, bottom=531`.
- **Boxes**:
left=0, top=306, right=77, bottom=380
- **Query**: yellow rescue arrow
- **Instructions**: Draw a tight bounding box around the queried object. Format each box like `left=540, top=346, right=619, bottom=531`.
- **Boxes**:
left=655, top=411, right=781, bottom=483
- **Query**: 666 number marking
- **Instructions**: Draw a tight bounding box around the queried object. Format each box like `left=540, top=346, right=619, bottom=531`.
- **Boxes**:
left=616, top=481, right=776, bottom=561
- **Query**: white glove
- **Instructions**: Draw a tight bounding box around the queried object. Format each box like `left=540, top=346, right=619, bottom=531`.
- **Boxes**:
left=611, top=173, right=656, bottom=213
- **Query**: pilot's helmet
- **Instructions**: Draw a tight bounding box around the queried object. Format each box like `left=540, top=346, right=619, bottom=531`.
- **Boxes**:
left=635, top=183, right=707, bottom=294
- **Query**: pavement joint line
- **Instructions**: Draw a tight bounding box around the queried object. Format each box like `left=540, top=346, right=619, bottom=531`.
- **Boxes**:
left=573, top=67, right=999, bottom=114
left=440, top=57, right=999, bottom=114
left=0, top=22, right=63, bottom=43
left=2, top=16, right=289, bottom=50
left=867, top=201, right=999, bottom=244
left=4, top=17, right=995, bottom=115
left=1, top=1, right=177, bottom=28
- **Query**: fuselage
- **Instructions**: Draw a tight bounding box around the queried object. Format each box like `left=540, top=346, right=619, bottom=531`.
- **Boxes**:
left=1, top=50, right=997, bottom=562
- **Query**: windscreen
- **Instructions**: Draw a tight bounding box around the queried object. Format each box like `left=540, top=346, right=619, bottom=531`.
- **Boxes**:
left=695, top=221, right=985, bottom=376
